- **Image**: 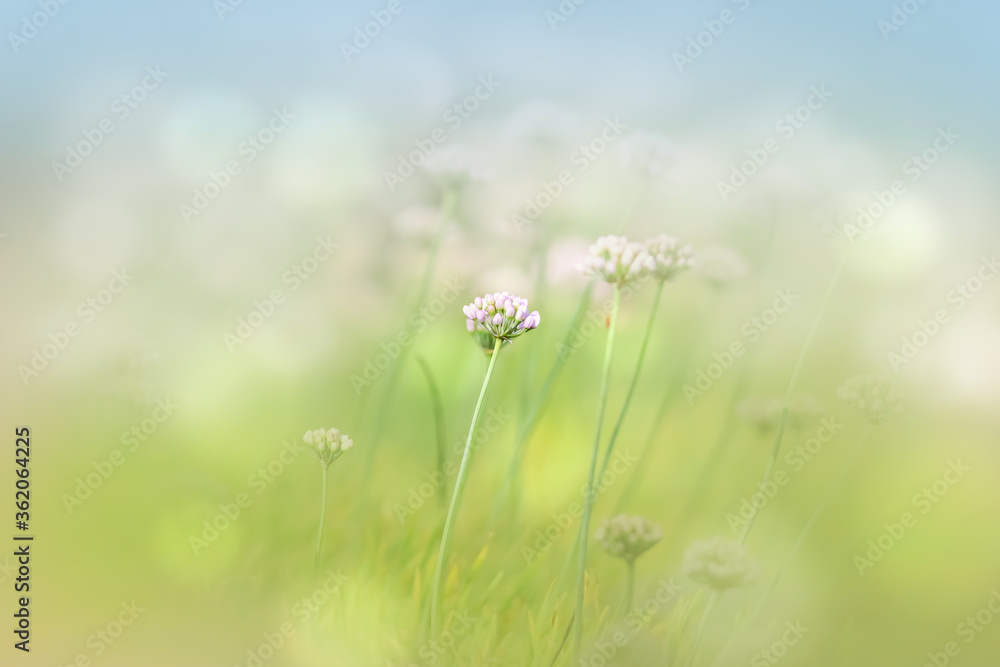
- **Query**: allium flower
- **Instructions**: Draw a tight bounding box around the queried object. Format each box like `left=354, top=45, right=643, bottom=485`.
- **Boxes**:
left=304, top=427, right=354, bottom=467
left=837, top=374, right=905, bottom=426
left=683, top=537, right=757, bottom=591
left=644, top=234, right=694, bottom=282
left=695, top=246, right=750, bottom=288
left=577, top=235, right=654, bottom=285
left=463, top=291, right=540, bottom=351
left=617, top=130, right=677, bottom=178
left=422, top=143, right=492, bottom=187
left=306, top=426, right=353, bottom=567
left=595, top=514, right=662, bottom=563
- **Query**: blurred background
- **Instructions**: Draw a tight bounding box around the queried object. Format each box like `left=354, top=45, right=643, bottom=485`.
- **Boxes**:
left=2, top=0, right=999, bottom=665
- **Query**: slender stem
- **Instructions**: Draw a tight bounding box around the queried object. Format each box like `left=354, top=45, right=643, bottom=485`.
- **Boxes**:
left=315, top=465, right=328, bottom=568
left=548, top=612, right=575, bottom=667
left=738, top=250, right=849, bottom=545
left=415, top=355, right=447, bottom=505
left=597, top=280, right=663, bottom=487
left=613, top=294, right=718, bottom=513
left=686, top=591, right=718, bottom=667
left=493, top=280, right=595, bottom=520
left=430, top=337, right=503, bottom=636
left=624, top=560, right=636, bottom=619
left=709, top=424, right=872, bottom=667
left=365, top=188, right=458, bottom=472
left=761, top=423, right=871, bottom=605
left=673, top=357, right=755, bottom=525
left=574, top=285, right=621, bottom=657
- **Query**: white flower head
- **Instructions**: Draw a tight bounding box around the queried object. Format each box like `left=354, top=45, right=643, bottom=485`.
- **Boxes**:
left=695, top=246, right=750, bottom=288
left=422, top=143, right=493, bottom=189
left=595, top=514, right=662, bottom=563
left=644, top=234, right=694, bottom=282
left=837, top=374, right=905, bottom=426
left=303, top=427, right=354, bottom=467
left=577, top=235, right=654, bottom=286
left=617, top=130, right=677, bottom=179
left=683, top=536, right=757, bottom=591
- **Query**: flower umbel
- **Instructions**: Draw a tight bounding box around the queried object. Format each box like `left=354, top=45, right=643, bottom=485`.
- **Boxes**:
left=304, top=427, right=354, bottom=468
left=683, top=536, right=757, bottom=591
left=837, top=374, right=905, bottom=426
left=463, top=291, right=540, bottom=351
left=644, top=234, right=694, bottom=282
left=577, top=235, right=654, bottom=285
left=596, top=514, right=662, bottom=563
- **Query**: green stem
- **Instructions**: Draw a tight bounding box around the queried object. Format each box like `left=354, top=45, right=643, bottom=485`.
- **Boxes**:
left=624, top=560, right=636, bottom=619
left=686, top=591, right=718, bottom=667
left=415, top=355, right=447, bottom=506
left=429, top=336, right=503, bottom=636
left=613, top=294, right=718, bottom=513
left=710, top=424, right=871, bottom=667
left=673, top=356, right=755, bottom=525
left=738, top=250, right=849, bottom=545
left=574, top=285, right=621, bottom=657
left=365, top=188, right=458, bottom=472
left=597, top=280, right=663, bottom=488
left=762, top=423, right=870, bottom=604
left=493, top=280, right=595, bottom=520
left=315, top=465, right=328, bottom=568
